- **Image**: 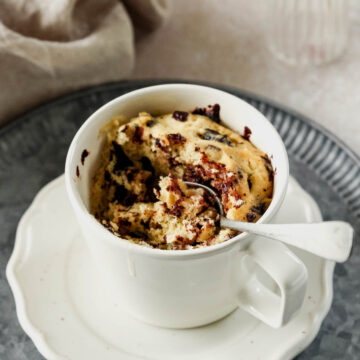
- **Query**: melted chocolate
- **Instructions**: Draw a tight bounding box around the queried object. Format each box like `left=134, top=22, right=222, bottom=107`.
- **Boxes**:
left=199, top=128, right=232, bottom=146
left=112, top=141, right=133, bottom=172
left=172, top=111, right=188, bottom=122
left=132, top=126, right=144, bottom=144
left=243, top=126, right=252, bottom=140
left=247, top=177, right=252, bottom=190
left=140, top=156, right=154, bottom=172
left=246, top=212, right=256, bottom=222
left=251, top=202, right=267, bottom=215
left=81, top=149, right=89, bottom=165
left=146, top=119, right=156, bottom=127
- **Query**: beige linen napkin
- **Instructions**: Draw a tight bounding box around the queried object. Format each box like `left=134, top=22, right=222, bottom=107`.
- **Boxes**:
left=0, top=0, right=170, bottom=125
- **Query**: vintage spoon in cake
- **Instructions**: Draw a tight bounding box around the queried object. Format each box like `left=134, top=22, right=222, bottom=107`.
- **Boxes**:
left=184, top=181, right=354, bottom=263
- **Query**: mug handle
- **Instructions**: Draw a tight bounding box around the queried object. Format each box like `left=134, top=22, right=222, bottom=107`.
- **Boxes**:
left=237, top=238, right=308, bottom=328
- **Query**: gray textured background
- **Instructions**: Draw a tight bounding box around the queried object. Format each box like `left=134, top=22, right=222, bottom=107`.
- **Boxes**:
left=0, top=80, right=359, bottom=359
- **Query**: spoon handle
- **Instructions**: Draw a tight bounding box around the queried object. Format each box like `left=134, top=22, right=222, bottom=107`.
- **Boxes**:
left=220, top=218, right=354, bottom=262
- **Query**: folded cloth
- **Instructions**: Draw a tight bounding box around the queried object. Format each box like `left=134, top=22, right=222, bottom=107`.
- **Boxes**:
left=0, top=0, right=170, bottom=125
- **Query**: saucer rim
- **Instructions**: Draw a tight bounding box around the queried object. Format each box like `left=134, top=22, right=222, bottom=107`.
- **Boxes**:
left=6, top=175, right=335, bottom=360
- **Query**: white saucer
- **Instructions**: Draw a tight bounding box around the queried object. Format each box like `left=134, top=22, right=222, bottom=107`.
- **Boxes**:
left=7, top=176, right=334, bottom=360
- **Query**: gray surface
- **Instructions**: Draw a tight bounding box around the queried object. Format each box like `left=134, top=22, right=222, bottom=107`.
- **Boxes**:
left=0, top=80, right=359, bottom=359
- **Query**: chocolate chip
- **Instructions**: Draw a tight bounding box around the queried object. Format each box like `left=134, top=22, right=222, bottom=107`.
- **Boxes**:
left=243, top=126, right=252, bottom=140
left=112, top=141, right=133, bottom=172
left=192, top=108, right=205, bottom=116
left=140, top=219, right=150, bottom=230
left=208, top=104, right=221, bottom=123
left=124, top=193, right=137, bottom=207
left=154, top=138, right=169, bottom=152
left=206, top=144, right=221, bottom=151
left=167, top=133, right=187, bottom=144
left=132, top=126, right=144, bottom=144
left=153, top=223, right=162, bottom=230
left=192, top=104, right=221, bottom=123
left=128, top=231, right=147, bottom=239
left=112, top=181, right=137, bottom=206
left=81, top=149, right=90, bottom=165
left=247, top=177, right=252, bottom=190
left=262, top=155, right=272, bottom=166
left=203, top=190, right=216, bottom=208
left=205, top=128, right=220, bottom=135
left=247, top=213, right=256, bottom=222
left=251, top=202, right=267, bottom=215
left=261, top=155, right=274, bottom=181
left=173, top=111, right=188, bottom=122
left=104, top=170, right=111, bottom=182
left=199, top=128, right=232, bottom=146
left=117, top=218, right=131, bottom=227
left=76, top=166, right=80, bottom=178
left=125, top=169, right=136, bottom=182
left=146, top=120, right=156, bottom=127
left=184, top=166, right=203, bottom=183
left=225, top=232, right=238, bottom=241
left=120, top=125, right=128, bottom=133
left=173, top=236, right=190, bottom=249
left=114, top=185, right=127, bottom=202
left=168, top=156, right=181, bottom=168
left=166, top=175, right=185, bottom=196
left=140, top=157, right=154, bottom=172
left=145, top=175, right=158, bottom=202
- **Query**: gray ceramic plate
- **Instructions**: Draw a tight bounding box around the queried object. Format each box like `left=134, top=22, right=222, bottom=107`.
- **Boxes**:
left=0, top=80, right=359, bottom=359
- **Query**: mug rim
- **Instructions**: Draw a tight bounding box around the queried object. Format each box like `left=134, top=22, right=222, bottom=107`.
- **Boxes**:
left=65, top=83, right=289, bottom=259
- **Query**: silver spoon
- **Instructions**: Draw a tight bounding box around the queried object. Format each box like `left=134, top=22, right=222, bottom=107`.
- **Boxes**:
left=185, top=181, right=354, bottom=263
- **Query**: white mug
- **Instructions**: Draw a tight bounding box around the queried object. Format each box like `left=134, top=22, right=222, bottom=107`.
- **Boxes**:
left=65, top=84, right=308, bottom=329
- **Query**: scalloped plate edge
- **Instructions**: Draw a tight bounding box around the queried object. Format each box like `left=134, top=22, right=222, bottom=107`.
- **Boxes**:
left=6, top=176, right=335, bottom=360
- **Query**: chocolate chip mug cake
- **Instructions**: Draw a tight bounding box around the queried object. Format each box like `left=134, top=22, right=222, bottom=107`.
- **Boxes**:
left=90, top=105, right=274, bottom=250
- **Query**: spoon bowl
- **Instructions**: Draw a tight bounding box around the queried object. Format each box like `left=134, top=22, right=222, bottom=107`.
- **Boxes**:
left=185, top=181, right=354, bottom=263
